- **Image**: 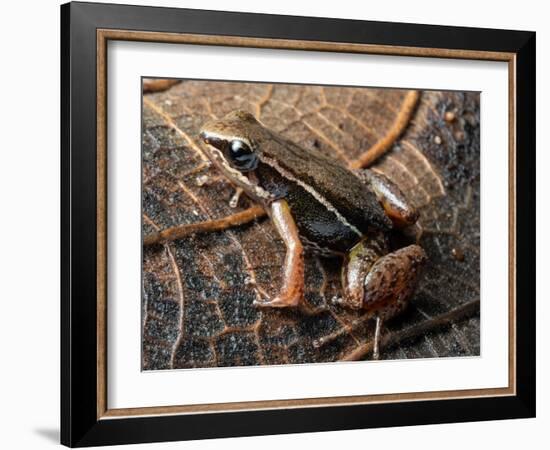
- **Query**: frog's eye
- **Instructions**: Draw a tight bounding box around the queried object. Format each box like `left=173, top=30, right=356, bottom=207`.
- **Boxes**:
left=229, top=140, right=251, bottom=159
left=228, top=140, right=257, bottom=171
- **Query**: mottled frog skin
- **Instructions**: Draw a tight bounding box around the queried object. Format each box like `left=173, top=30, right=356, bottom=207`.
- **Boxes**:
left=200, top=110, right=426, bottom=358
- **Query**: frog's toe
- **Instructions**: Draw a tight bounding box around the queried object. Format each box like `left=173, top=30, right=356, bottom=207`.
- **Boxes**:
left=253, top=295, right=302, bottom=308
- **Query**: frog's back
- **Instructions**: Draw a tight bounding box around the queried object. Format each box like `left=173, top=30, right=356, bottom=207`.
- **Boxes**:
left=264, top=133, right=392, bottom=233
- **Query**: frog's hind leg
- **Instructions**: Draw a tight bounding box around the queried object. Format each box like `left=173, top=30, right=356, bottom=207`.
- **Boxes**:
left=341, top=239, right=427, bottom=359
left=355, top=169, right=419, bottom=228
left=365, top=244, right=427, bottom=359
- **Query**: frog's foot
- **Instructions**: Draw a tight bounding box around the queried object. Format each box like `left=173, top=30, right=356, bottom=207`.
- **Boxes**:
left=253, top=292, right=326, bottom=316
left=330, top=295, right=357, bottom=308
left=253, top=271, right=304, bottom=309
left=229, top=187, right=243, bottom=208
left=372, top=316, right=383, bottom=360
left=341, top=241, right=427, bottom=359
left=253, top=291, right=303, bottom=309
left=365, top=245, right=426, bottom=359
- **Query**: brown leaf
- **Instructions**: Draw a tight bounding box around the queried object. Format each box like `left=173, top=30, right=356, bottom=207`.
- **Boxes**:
left=142, top=80, right=480, bottom=369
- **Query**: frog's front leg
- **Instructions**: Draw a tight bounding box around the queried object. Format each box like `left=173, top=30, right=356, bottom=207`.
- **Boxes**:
left=341, top=239, right=427, bottom=359
left=254, top=199, right=305, bottom=308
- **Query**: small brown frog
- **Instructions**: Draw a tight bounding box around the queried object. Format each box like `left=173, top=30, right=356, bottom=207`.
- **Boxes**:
left=200, top=111, right=426, bottom=358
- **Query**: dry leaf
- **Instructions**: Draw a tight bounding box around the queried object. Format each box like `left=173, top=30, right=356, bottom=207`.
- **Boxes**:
left=141, top=81, right=480, bottom=369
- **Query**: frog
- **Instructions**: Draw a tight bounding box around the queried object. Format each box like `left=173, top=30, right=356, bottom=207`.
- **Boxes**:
left=199, top=110, right=427, bottom=359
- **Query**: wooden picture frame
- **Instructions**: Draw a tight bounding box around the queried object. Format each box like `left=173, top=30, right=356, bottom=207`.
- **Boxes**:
left=61, top=1, right=535, bottom=446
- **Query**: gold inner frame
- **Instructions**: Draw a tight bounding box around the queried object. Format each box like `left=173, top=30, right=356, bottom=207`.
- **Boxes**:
left=96, top=29, right=517, bottom=420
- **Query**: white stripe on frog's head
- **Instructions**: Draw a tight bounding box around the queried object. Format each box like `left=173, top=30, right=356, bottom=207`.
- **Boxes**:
left=199, top=130, right=253, bottom=152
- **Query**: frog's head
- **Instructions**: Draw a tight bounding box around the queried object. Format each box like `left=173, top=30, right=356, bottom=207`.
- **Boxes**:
left=199, top=110, right=274, bottom=202
left=199, top=110, right=264, bottom=172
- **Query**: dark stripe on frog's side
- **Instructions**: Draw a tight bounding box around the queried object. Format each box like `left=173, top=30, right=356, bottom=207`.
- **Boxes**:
left=255, top=161, right=361, bottom=254
left=262, top=132, right=393, bottom=232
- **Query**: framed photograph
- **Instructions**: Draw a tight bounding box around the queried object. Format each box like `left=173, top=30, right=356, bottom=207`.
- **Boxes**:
left=61, top=1, right=535, bottom=447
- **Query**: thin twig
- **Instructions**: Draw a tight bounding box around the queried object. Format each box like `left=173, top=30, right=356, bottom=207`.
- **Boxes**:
left=349, top=90, right=420, bottom=169
left=340, top=299, right=480, bottom=361
left=143, top=205, right=266, bottom=246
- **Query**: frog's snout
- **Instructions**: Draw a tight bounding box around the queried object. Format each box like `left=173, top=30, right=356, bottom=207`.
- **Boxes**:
left=199, top=130, right=209, bottom=142
left=199, top=131, right=225, bottom=151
